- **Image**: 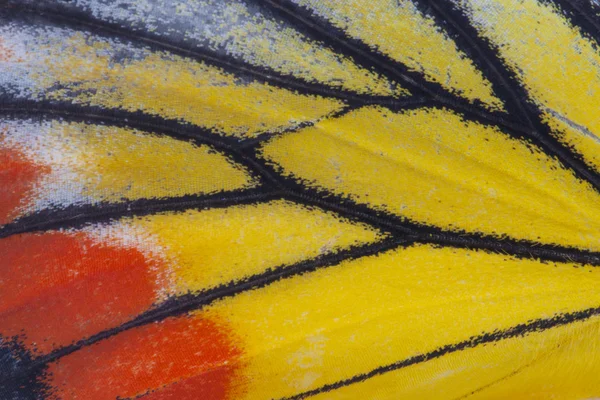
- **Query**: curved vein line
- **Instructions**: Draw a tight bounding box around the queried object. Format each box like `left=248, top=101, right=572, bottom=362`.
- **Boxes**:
left=419, top=232, right=600, bottom=266
left=430, top=0, right=600, bottom=192
left=0, top=189, right=284, bottom=239
left=7, top=6, right=598, bottom=193
left=259, top=0, right=520, bottom=124
left=546, top=107, right=600, bottom=144
left=258, top=0, right=425, bottom=93
left=282, top=184, right=600, bottom=266
left=237, top=97, right=431, bottom=149
left=0, top=3, right=599, bottom=396
left=2, top=102, right=599, bottom=266
left=0, top=236, right=409, bottom=384
left=5, top=4, right=401, bottom=105
left=4, top=4, right=599, bottom=194
left=2, top=179, right=598, bottom=266
left=258, top=0, right=600, bottom=193
left=443, top=104, right=600, bottom=192
left=452, top=346, right=558, bottom=400
left=281, top=306, right=600, bottom=400
left=419, top=0, right=535, bottom=128
left=523, top=109, right=600, bottom=191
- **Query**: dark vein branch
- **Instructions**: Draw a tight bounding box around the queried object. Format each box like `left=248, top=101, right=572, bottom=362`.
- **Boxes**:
left=418, top=0, right=536, bottom=129
left=0, top=188, right=285, bottom=239
left=281, top=306, right=600, bottom=400
left=2, top=103, right=600, bottom=267
left=0, top=236, right=409, bottom=384
left=260, top=0, right=600, bottom=192
left=6, top=4, right=404, bottom=107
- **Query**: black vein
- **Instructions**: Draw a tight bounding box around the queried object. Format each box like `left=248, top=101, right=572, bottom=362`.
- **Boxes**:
left=281, top=306, right=600, bottom=400
left=2, top=4, right=405, bottom=107
left=1, top=1, right=600, bottom=394
left=417, top=0, right=536, bottom=128
left=0, top=236, right=409, bottom=384
left=3, top=104, right=600, bottom=266
left=452, top=351, right=552, bottom=400
left=0, top=188, right=285, bottom=239
left=259, top=0, right=524, bottom=129
left=259, top=0, right=600, bottom=192
left=6, top=1, right=600, bottom=192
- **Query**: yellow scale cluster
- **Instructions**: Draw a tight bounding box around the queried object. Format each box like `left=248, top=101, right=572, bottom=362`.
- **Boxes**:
left=262, top=106, right=600, bottom=251
left=6, top=1, right=600, bottom=398
left=33, top=33, right=344, bottom=138
left=121, top=199, right=383, bottom=294
left=200, top=244, right=600, bottom=399
left=458, top=0, right=600, bottom=172
left=295, top=0, right=504, bottom=110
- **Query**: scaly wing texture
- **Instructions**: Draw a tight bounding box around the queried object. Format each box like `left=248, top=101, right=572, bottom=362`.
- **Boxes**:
left=1, top=1, right=600, bottom=399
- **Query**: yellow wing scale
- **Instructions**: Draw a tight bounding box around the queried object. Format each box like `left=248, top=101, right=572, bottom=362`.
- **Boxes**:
left=262, top=106, right=600, bottom=251
left=7, top=29, right=345, bottom=138
left=294, top=0, right=504, bottom=109
left=126, top=199, right=384, bottom=294
left=457, top=0, right=600, bottom=173
left=310, top=315, right=600, bottom=399
left=41, top=244, right=600, bottom=399
left=2, top=1, right=600, bottom=399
